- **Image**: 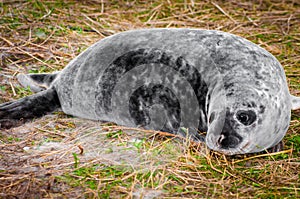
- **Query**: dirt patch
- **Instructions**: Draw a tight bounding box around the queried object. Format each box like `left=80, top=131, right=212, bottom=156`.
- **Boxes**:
left=0, top=115, right=196, bottom=198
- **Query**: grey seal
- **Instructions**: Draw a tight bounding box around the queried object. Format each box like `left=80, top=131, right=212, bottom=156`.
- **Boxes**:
left=1, top=28, right=299, bottom=155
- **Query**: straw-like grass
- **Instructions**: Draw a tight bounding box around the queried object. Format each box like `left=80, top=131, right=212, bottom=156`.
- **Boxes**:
left=0, top=0, right=299, bottom=198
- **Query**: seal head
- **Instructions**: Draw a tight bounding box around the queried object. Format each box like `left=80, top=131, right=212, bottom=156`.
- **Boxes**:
left=205, top=34, right=292, bottom=155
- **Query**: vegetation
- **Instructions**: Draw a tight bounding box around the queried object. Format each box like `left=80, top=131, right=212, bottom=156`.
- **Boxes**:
left=0, top=0, right=299, bottom=198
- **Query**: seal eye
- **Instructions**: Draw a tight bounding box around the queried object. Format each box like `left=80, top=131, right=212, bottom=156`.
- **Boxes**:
left=236, top=110, right=256, bottom=126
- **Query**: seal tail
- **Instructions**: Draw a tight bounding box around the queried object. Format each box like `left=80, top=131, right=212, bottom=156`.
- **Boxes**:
left=290, top=94, right=300, bottom=110
left=0, top=88, right=61, bottom=129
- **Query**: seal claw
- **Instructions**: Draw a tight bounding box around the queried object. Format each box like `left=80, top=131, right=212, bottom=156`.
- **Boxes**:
left=267, top=141, right=284, bottom=153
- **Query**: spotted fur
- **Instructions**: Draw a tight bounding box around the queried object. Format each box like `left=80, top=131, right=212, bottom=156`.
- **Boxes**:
left=1, top=28, right=300, bottom=155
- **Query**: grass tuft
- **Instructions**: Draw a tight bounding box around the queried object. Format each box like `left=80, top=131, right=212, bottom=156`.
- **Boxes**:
left=0, top=0, right=299, bottom=198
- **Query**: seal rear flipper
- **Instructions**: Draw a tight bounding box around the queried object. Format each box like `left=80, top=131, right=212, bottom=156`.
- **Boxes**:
left=290, top=94, right=300, bottom=110
left=17, top=72, right=59, bottom=93
left=0, top=87, right=61, bottom=129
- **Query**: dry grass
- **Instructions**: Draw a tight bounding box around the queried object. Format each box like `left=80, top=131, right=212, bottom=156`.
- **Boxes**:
left=0, top=0, right=299, bottom=198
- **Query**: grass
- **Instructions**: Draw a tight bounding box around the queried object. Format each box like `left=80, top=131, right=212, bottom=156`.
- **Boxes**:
left=0, top=0, right=299, bottom=198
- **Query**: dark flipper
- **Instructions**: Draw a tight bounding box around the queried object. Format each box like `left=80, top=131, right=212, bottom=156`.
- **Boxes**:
left=0, top=88, right=61, bottom=129
left=177, top=128, right=206, bottom=143
left=17, top=72, right=59, bottom=92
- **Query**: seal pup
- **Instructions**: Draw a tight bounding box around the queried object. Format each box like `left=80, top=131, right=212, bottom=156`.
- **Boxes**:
left=1, top=28, right=299, bottom=155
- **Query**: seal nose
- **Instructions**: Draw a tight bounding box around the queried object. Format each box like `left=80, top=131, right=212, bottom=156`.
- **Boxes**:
left=217, top=132, right=242, bottom=149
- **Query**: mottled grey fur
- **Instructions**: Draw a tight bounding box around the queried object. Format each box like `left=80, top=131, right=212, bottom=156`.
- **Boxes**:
left=1, top=28, right=300, bottom=155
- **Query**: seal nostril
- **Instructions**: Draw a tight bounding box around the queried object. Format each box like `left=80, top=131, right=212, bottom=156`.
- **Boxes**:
left=217, top=134, right=225, bottom=146
left=218, top=134, right=241, bottom=149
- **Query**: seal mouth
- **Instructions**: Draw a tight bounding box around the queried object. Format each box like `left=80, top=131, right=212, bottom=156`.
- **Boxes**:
left=206, top=134, right=253, bottom=155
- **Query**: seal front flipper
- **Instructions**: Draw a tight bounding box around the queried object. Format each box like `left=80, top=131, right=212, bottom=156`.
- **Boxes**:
left=17, top=72, right=59, bottom=93
left=290, top=94, right=300, bottom=110
left=266, top=141, right=284, bottom=153
left=0, top=87, right=61, bottom=129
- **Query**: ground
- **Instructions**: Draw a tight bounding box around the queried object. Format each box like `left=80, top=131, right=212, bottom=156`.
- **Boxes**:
left=0, top=0, right=299, bottom=198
